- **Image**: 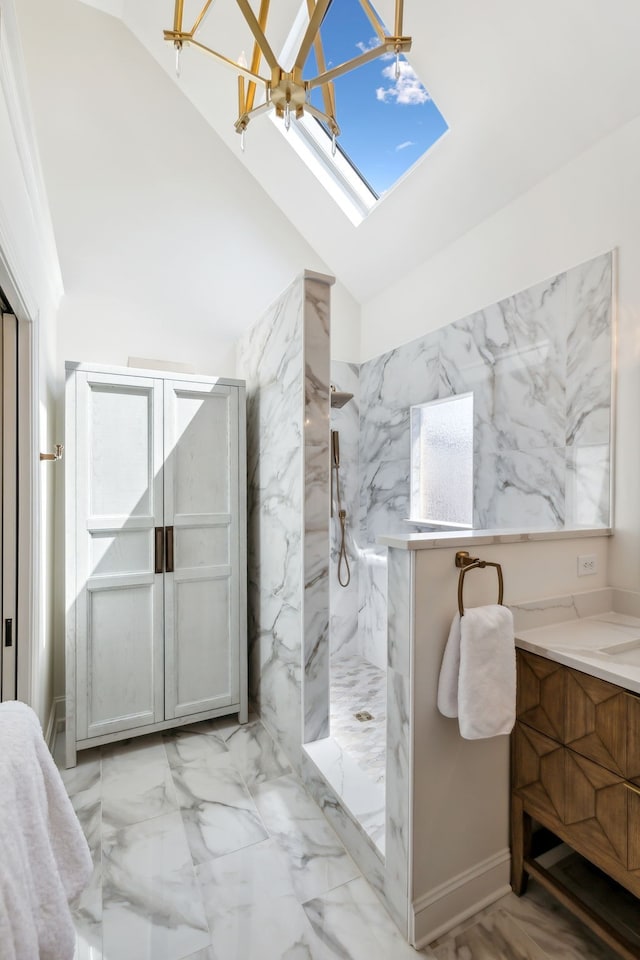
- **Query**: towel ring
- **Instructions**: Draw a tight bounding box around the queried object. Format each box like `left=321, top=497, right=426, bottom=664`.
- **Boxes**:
left=455, top=551, right=504, bottom=617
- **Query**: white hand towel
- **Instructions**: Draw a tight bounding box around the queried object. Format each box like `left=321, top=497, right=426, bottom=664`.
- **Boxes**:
left=437, top=605, right=516, bottom=740
left=0, top=701, right=92, bottom=960
left=436, top=612, right=461, bottom=718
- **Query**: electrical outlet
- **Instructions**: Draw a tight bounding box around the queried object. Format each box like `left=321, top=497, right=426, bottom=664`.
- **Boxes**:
left=577, top=554, right=598, bottom=576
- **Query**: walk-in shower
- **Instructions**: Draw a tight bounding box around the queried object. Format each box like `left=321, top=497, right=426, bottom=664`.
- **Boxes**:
left=326, top=369, right=387, bottom=852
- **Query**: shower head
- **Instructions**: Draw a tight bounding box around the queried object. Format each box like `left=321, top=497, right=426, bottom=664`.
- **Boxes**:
left=330, top=387, right=354, bottom=409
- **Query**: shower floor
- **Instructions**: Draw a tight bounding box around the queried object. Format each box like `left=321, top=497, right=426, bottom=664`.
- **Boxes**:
left=330, top=654, right=386, bottom=786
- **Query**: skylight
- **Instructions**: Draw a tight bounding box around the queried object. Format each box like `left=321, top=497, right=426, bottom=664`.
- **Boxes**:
left=278, top=0, right=448, bottom=219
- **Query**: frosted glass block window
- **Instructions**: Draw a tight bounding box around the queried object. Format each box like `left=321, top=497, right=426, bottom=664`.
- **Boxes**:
left=410, top=394, right=474, bottom=527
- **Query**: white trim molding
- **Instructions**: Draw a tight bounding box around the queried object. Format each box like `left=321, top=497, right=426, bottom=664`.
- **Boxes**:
left=44, top=694, right=65, bottom=753
left=412, top=848, right=512, bottom=949
left=0, top=0, right=63, bottom=322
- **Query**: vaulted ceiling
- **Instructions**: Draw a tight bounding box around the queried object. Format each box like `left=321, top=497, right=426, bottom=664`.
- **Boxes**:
left=16, top=0, right=640, bottom=353
left=111, top=0, right=640, bottom=300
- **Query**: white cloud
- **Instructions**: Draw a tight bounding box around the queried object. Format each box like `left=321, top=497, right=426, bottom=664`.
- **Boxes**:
left=395, top=140, right=414, bottom=151
left=356, top=37, right=382, bottom=54
left=376, top=60, right=430, bottom=106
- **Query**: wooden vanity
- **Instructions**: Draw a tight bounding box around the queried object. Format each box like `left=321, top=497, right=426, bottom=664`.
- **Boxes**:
left=512, top=648, right=640, bottom=958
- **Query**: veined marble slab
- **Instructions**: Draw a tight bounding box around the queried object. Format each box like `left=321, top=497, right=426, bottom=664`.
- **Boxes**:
left=304, top=737, right=386, bottom=855
left=516, top=609, right=640, bottom=694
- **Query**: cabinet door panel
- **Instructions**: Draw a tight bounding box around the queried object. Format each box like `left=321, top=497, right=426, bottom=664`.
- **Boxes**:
left=174, top=576, right=232, bottom=712
left=164, top=381, right=240, bottom=719
left=513, top=722, right=565, bottom=824
left=563, top=750, right=627, bottom=870
left=564, top=667, right=627, bottom=777
left=626, top=691, right=640, bottom=786
left=74, top=373, right=164, bottom=740
left=516, top=650, right=565, bottom=741
left=87, top=584, right=157, bottom=732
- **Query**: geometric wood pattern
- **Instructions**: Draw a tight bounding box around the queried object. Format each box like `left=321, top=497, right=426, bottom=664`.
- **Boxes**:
left=516, top=651, right=565, bottom=742
left=512, top=653, right=640, bottom=908
left=513, top=722, right=565, bottom=824
left=564, top=667, right=627, bottom=777
left=563, top=750, right=627, bottom=869
left=627, top=692, right=640, bottom=786
left=628, top=783, right=640, bottom=873
left=517, top=651, right=640, bottom=781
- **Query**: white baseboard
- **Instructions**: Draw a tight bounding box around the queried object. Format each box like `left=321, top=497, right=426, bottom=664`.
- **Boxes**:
left=412, top=848, right=511, bottom=949
left=45, top=696, right=65, bottom=752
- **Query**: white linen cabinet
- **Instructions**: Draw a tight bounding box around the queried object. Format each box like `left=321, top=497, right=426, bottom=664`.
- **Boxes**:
left=64, top=362, right=247, bottom=767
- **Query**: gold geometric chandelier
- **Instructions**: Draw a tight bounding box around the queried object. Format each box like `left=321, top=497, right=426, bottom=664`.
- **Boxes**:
left=164, top=0, right=411, bottom=150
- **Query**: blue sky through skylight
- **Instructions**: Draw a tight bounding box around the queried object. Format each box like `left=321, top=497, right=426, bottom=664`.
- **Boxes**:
left=303, top=0, right=448, bottom=196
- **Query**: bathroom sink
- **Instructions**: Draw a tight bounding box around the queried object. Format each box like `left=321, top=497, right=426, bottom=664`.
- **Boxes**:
left=598, top=638, right=640, bottom=667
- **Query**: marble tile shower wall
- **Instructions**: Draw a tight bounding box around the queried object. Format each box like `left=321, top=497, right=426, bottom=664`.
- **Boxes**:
left=330, top=361, right=361, bottom=664
left=330, top=253, right=612, bottom=671
left=238, top=272, right=332, bottom=771
left=239, top=278, right=305, bottom=768
left=360, top=251, right=612, bottom=541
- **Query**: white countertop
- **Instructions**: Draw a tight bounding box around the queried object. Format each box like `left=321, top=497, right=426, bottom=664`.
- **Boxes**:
left=378, top=526, right=611, bottom=550
left=516, top=610, right=640, bottom=694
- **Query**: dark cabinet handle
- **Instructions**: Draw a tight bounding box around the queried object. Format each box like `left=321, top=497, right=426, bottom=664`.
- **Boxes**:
left=4, top=619, right=12, bottom=648
left=165, top=526, right=174, bottom=573
left=154, top=527, right=164, bottom=574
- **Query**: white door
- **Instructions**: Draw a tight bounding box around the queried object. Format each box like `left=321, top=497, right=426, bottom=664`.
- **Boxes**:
left=73, top=372, right=164, bottom=739
left=1, top=312, right=17, bottom=701
left=163, top=380, right=240, bottom=719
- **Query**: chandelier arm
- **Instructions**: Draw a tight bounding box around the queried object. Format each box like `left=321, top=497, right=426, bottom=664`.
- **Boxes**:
left=236, top=99, right=272, bottom=131
left=186, top=38, right=268, bottom=84
left=235, top=0, right=279, bottom=71
left=306, top=0, right=335, bottom=123
left=190, top=0, right=217, bottom=37
left=313, top=39, right=336, bottom=121
left=245, top=0, right=270, bottom=114
left=304, top=102, right=340, bottom=138
left=394, top=0, right=404, bottom=36
left=308, top=40, right=410, bottom=90
left=358, top=0, right=385, bottom=41
left=173, top=0, right=185, bottom=33
left=294, top=0, right=333, bottom=72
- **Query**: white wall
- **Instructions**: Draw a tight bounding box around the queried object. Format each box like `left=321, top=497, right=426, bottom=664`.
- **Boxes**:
left=409, top=533, right=610, bottom=943
left=16, top=0, right=361, bottom=383
left=0, top=0, right=63, bottom=728
left=361, top=115, right=640, bottom=592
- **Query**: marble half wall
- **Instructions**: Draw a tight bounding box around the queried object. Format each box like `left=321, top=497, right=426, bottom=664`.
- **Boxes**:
left=329, top=253, right=613, bottom=674
left=237, top=271, right=332, bottom=769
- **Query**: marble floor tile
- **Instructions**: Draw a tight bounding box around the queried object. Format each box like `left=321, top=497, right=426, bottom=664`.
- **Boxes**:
left=163, top=727, right=230, bottom=769
left=102, top=734, right=178, bottom=828
left=250, top=773, right=360, bottom=903
left=504, top=883, right=622, bottom=960
left=102, top=810, right=210, bottom=960
left=330, top=655, right=386, bottom=786
left=171, top=753, right=268, bottom=865
left=55, top=726, right=627, bottom=960
left=303, top=876, right=431, bottom=960
left=71, top=861, right=103, bottom=960
left=196, top=839, right=329, bottom=960
left=429, top=907, right=550, bottom=960
left=215, top=718, right=293, bottom=786
left=180, top=715, right=292, bottom=786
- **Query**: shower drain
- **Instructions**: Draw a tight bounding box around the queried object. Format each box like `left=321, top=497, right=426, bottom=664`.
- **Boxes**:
left=354, top=710, right=374, bottom=722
